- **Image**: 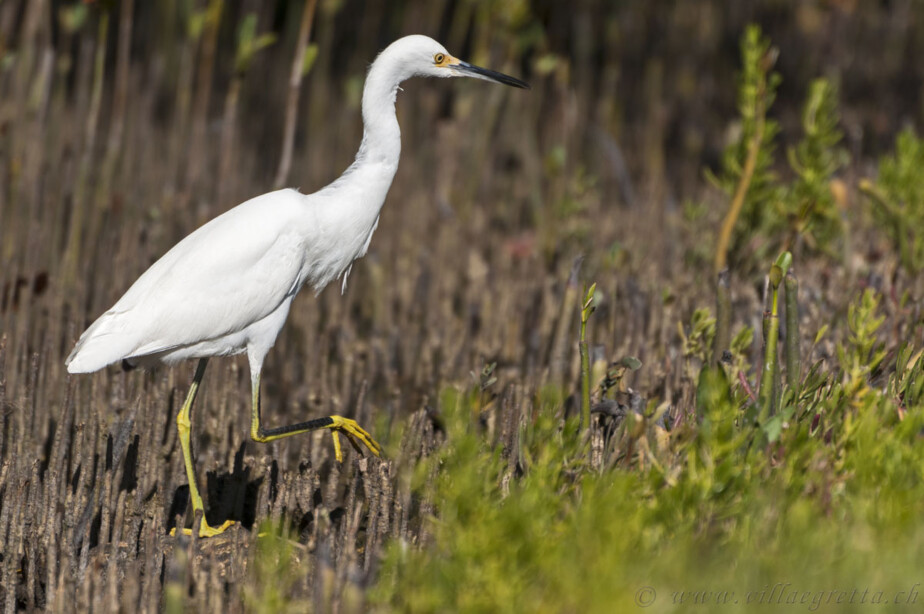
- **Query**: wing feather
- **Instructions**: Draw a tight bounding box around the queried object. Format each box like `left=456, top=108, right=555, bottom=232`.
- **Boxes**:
left=67, top=190, right=309, bottom=372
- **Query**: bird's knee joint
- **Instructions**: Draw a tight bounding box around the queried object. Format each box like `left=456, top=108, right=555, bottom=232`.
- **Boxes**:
left=176, top=412, right=191, bottom=431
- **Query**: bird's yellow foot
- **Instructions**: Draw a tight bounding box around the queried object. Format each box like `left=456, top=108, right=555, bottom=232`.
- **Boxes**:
left=170, top=518, right=237, bottom=538
left=324, top=415, right=382, bottom=462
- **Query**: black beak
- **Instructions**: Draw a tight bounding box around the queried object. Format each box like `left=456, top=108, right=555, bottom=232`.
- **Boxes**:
left=454, top=61, right=530, bottom=89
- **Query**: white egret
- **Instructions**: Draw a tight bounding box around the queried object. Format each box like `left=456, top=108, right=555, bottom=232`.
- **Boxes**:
left=66, top=35, right=528, bottom=537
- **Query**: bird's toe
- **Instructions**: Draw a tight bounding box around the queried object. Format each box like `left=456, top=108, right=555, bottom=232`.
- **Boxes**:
left=170, top=518, right=237, bottom=538
left=328, top=416, right=382, bottom=458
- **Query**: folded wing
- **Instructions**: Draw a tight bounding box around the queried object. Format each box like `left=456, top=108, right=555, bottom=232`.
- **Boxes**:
left=67, top=190, right=309, bottom=373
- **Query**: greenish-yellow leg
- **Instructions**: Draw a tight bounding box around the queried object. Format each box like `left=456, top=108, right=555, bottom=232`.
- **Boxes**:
left=171, top=358, right=236, bottom=538
left=249, top=372, right=382, bottom=461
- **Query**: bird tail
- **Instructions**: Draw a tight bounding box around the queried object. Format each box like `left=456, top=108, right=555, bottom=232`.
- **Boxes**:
left=66, top=312, right=139, bottom=373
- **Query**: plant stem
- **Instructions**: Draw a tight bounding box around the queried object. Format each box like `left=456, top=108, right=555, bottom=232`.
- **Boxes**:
left=784, top=270, right=801, bottom=397
left=218, top=75, right=242, bottom=206
left=188, top=0, right=224, bottom=196
left=274, top=0, right=319, bottom=189
left=549, top=257, right=582, bottom=382
left=715, top=114, right=764, bottom=273
left=63, top=11, right=108, bottom=287
left=714, top=268, right=731, bottom=365
left=759, top=292, right=779, bottom=420
left=104, top=0, right=134, bottom=172
left=580, top=332, right=590, bottom=430
left=758, top=253, right=791, bottom=420
left=579, top=283, right=597, bottom=432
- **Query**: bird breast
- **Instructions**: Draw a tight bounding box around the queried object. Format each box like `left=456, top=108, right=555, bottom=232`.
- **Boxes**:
left=299, top=186, right=388, bottom=293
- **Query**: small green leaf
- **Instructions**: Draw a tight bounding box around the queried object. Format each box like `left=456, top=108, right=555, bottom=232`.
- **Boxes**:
left=696, top=366, right=730, bottom=417
left=583, top=283, right=597, bottom=311
left=814, top=324, right=828, bottom=345
left=302, top=43, right=319, bottom=76
left=254, top=33, right=277, bottom=53
left=769, top=264, right=783, bottom=288
left=731, top=326, right=755, bottom=355
left=58, top=5, right=89, bottom=33
left=619, top=356, right=642, bottom=371
left=238, top=13, right=257, bottom=47
left=534, top=53, right=560, bottom=76
left=763, top=414, right=783, bottom=442
left=775, top=251, right=792, bottom=277
left=188, top=11, right=207, bottom=40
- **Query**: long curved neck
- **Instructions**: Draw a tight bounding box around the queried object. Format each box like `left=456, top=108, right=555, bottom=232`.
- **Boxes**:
left=317, top=47, right=407, bottom=204
left=354, top=55, right=404, bottom=168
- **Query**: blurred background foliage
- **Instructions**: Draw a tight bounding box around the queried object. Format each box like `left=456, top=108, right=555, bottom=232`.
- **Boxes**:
left=4, top=0, right=924, bottom=300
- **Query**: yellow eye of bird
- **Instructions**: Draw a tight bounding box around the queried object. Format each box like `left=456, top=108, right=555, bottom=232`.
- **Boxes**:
left=434, top=53, right=445, bottom=65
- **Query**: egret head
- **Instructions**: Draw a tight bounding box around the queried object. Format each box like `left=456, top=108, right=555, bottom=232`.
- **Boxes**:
left=382, top=35, right=529, bottom=89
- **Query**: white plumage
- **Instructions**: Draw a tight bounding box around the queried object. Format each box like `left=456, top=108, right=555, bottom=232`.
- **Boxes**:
left=66, top=184, right=383, bottom=374
left=67, top=35, right=526, bottom=379
left=65, top=34, right=527, bottom=538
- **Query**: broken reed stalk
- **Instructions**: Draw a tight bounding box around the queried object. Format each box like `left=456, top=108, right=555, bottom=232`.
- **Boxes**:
left=772, top=327, right=782, bottom=412
left=103, top=0, right=134, bottom=178
left=549, top=257, right=583, bottom=382
left=273, top=0, right=319, bottom=189
left=759, top=293, right=778, bottom=419
left=219, top=14, right=276, bottom=206
left=188, top=0, right=224, bottom=195
left=784, top=269, right=801, bottom=398
left=579, top=283, right=597, bottom=432
left=167, top=12, right=199, bottom=215
left=758, top=252, right=791, bottom=420
left=218, top=75, right=242, bottom=206
left=84, top=0, right=133, bottom=265
left=63, top=11, right=108, bottom=287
